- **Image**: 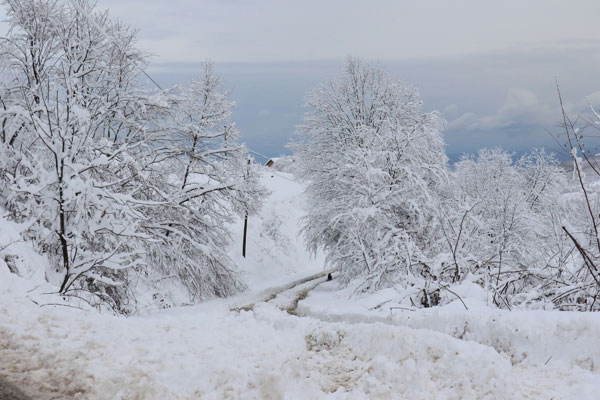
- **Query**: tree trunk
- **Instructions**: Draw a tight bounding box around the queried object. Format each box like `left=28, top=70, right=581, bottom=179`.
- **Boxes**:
left=57, top=163, right=71, bottom=293
left=242, top=213, right=248, bottom=258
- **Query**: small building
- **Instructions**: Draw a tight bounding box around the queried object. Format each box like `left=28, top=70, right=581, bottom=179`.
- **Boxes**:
left=265, top=157, right=279, bottom=168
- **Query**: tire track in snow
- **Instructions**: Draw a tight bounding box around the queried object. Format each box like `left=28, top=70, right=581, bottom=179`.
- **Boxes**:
left=230, top=269, right=333, bottom=313
left=230, top=271, right=374, bottom=393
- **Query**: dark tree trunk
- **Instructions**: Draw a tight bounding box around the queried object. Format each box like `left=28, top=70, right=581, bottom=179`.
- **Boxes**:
left=242, top=213, right=248, bottom=258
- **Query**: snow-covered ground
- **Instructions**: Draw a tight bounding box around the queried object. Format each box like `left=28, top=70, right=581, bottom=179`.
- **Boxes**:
left=229, top=170, right=325, bottom=293
left=1, top=167, right=600, bottom=399
left=300, top=281, right=600, bottom=371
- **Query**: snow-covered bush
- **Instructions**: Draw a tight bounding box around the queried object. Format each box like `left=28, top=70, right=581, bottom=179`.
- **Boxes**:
left=548, top=91, right=600, bottom=311
left=294, top=57, right=448, bottom=292
left=437, top=149, right=570, bottom=309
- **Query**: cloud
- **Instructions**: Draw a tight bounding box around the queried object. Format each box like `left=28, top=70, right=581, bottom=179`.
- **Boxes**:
left=442, top=104, right=459, bottom=119
left=444, top=88, right=575, bottom=136
left=447, top=112, right=477, bottom=130
left=3, top=0, right=597, bottom=63
left=451, top=86, right=600, bottom=138
left=469, top=88, right=548, bottom=130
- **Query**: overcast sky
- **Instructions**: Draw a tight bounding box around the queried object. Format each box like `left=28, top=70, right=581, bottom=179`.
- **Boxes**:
left=2, top=0, right=599, bottom=159
left=89, top=0, right=600, bottom=64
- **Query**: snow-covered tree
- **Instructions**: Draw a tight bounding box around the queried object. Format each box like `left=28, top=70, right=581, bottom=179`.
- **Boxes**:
left=141, top=62, right=265, bottom=301
left=0, top=0, right=151, bottom=310
left=294, top=57, right=448, bottom=292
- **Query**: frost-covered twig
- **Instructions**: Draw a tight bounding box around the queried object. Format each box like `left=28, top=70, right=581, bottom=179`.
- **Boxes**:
left=435, top=282, right=469, bottom=311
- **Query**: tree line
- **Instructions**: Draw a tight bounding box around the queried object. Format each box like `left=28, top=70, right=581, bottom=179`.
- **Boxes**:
left=294, top=57, right=600, bottom=311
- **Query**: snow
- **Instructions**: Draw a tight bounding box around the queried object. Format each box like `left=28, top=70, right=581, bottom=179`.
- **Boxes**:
left=1, top=169, right=600, bottom=399
left=229, top=170, right=325, bottom=292
left=299, top=280, right=600, bottom=396
left=0, top=217, right=48, bottom=282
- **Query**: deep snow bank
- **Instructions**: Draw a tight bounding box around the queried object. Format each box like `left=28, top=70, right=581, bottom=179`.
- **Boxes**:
left=1, top=270, right=585, bottom=400
left=299, top=280, right=600, bottom=373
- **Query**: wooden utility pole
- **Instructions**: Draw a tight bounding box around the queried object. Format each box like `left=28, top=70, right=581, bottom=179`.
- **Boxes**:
left=242, top=212, right=248, bottom=258
left=242, top=159, right=250, bottom=258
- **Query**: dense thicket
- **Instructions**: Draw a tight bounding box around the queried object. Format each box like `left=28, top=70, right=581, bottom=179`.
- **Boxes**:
left=438, top=149, right=573, bottom=310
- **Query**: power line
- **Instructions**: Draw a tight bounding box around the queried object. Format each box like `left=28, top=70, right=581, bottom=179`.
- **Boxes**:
left=247, top=148, right=271, bottom=160
left=66, top=0, right=163, bottom=90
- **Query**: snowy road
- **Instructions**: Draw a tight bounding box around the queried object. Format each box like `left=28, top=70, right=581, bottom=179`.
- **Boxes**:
left=2, top=269, right=600, bottom=399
